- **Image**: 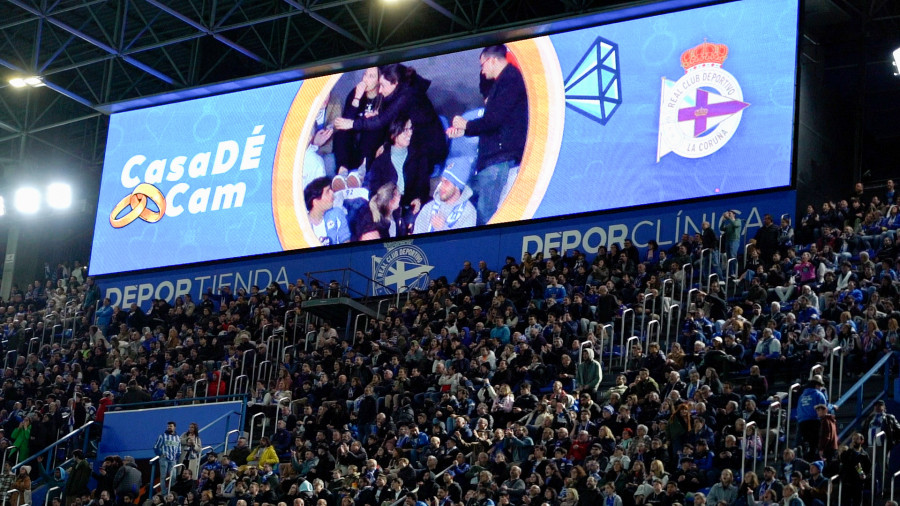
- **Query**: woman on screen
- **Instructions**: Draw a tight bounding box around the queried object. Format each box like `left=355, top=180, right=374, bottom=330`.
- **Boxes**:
left=352, top=182, right=403, bottom=242
left=334, top=63, right=448, bottom=170
left=366, top=118, right=431, bottom=227
left=333, top=67, right=384, bottom=172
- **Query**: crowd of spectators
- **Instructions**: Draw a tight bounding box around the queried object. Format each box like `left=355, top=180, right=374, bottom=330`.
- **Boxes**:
left=0, top=182, right=897, bottom=506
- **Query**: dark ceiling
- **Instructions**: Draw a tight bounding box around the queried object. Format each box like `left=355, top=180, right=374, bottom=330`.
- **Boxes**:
left=0, top=0, right=897, bottom=196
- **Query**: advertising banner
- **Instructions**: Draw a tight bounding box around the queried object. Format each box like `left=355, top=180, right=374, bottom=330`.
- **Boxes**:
left=91, top=0, right=799, bottom=277
left=99, top=190, right=795, bottom=309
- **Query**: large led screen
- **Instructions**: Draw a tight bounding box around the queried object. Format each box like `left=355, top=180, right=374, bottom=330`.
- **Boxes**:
left=91, top=0, right=799, bottom=276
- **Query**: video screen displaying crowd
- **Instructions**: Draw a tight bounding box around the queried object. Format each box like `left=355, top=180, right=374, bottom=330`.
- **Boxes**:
left=302, top=44, right=527, bottom=246
left=0, top=181, right=898, bottom=506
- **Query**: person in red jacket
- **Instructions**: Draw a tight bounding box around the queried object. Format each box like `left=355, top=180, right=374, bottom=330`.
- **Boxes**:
left=207, top=371, right=227, bottom=398
left=94, top=391, right=114, bottom=437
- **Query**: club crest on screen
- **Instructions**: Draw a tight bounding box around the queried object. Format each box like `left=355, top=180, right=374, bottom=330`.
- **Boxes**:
left=657, top=41, right=750, bottom=161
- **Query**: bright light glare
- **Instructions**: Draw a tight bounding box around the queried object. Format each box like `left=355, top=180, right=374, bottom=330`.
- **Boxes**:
left=14, top=187, right=41, bottom=214
left=894, top=47, right=900, bottom=75
left=23, top=76, right=42, bottom=87
left=8, top=78, right=26, bottom=88
left=47, top=183, right=72, bottom=210
left=0, top=197, right=5, bottom=217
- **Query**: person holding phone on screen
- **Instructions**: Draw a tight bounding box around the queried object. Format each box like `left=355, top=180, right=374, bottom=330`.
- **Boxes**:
left=447, top=45, right=528, bottom=226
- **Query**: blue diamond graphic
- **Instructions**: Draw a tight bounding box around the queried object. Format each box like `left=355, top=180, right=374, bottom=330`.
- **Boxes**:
left=564, top=36, right=622, bottom=125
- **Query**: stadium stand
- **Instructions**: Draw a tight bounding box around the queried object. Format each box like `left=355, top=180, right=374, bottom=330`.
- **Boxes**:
left=0, top=181, right=898, bottom=506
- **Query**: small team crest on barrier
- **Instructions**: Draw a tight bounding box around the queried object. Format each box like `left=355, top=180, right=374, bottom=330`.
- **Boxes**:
left=371, top=240, right=434, bottom=296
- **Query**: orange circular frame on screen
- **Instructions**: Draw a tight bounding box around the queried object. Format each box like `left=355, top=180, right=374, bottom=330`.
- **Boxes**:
left=271, top=38, right=565, bottom=250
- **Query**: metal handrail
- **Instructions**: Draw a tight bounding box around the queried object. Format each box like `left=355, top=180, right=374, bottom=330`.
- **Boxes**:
left=619, top=308, right=633, bottom=365
left=257, top=360, right=272, bottom=385
left=666, top=303, right=680, bottom=351
left=240, top=351, right=257, bottom=380
left=835, top=351, right=897, bottom=440
left=27, top=336, right=39, bottom=355
left=699, top=248, right=711, bottom=282
left=741, top=421, right=757, bottom=479
left=763, top=402, right=780, bottom=470
left=725, top=258, right=737, bottom=295
left=224, top=429, right=242, bottom=454
left=353, top=314, right=366, bottom=346
left=785, top=382, right=801, bottom=448
left=829, top=346, right=843, bottom=400
left=377, top=299, right=391, bottom=321
left=248, top=412, right=266, bottom=446
left=872, top=431, right=885, bottom=503
left=891, top=470, right=900, bottom=505
left=601, top=323, right=614, bottom=373
left=194, top=378, right=208, bottom=403
left=281, top=345, right=295, bottom=367
left=662, top=278, right=674, bottom=300
left=305, top=331, right=316, bottom=352
left=148, top=455, right=160, bottom=495
left=647, top=319, right=660, bottom=342
left=168, top=463, right=184, bottom=490
left=231, top=375, right=250, bottom=396
left=273, top=397, right=291, bottom=438
left=110, top=394, right=248, bottom=411
left=1, top=489, right=20, bottom=506
left=827, top=474, right=840, bottom=506
left=623, top=336, right=640, bottom=370
left=742, top=243, right=752, bottom=274
left=643, top=294, right=656, bottom=335
left=680, top=264, right=691, bottom=306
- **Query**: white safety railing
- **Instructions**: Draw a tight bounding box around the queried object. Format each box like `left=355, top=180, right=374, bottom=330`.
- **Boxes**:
left=829, top=346, right=844, bottom=400
left=785, top=383, right=801, bottom=448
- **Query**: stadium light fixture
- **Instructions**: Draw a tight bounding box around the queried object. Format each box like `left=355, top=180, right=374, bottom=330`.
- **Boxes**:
left=47, top=183, right=72, bottom=210
left=8, top=76, right=43, bottom=88
left=13, top=187, right=41, bottom=214
left=894, top=47, right=900, bottom=76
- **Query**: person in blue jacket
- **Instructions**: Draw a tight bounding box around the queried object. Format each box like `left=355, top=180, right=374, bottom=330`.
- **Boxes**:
left=796, top=375, right=834, bottom=460
left=304, top=177, right=351, bottom=246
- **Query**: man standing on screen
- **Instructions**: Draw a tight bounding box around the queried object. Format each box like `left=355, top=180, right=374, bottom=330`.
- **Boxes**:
left=447, top=45, right=528, bottom=226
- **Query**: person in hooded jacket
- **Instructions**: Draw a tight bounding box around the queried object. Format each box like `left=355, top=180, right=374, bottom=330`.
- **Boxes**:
left=334, top=63, right=448, bottom=170
left=576, top=348, right=602, bottom=398
left=36, top=456, right=66, bottom=505
left=413, top=162, right=476, bottom=234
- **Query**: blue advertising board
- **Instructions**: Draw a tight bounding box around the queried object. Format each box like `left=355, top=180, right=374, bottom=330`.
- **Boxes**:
left=91, top=0, right=799, bottom=277
left=98, top=190, right=795, bottom=309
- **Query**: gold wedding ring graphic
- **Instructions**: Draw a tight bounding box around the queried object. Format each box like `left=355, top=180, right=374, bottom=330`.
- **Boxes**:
left=109, top=183, right=167, bottom=228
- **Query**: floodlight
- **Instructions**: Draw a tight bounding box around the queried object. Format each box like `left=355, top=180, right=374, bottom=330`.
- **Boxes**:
left=13, top=187, right=41, bottom=214
left=8, top=78, right=26, bottom=88
left=894, top=47, right=900, bottom=76
left=47, top=183, right=72, bottom=210
left=22, top=76, right=42, bottom=87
